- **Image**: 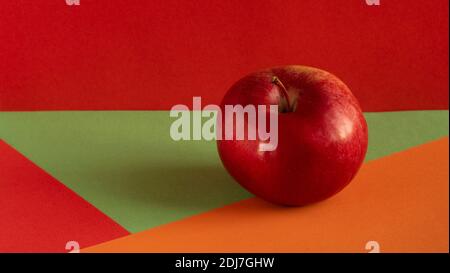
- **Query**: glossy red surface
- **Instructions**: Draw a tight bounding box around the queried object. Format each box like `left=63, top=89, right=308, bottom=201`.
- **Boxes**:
left=217, top=66, right=368, bottom=206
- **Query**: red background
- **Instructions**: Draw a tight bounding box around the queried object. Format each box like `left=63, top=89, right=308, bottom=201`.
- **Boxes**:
left=0, top=0, right=448, bottom=111
left=0, top=141, right=128, bottom=252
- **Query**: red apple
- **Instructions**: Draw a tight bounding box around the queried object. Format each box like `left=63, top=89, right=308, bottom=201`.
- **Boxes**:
left=217, top=65, right=368, bottom=206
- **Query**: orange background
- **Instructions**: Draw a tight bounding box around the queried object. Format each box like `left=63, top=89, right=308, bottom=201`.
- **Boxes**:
left=85, top=138, right=449, bottom=253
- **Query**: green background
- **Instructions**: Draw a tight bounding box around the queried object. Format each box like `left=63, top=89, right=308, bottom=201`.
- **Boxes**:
left=0, top=110, right=448, bottom=232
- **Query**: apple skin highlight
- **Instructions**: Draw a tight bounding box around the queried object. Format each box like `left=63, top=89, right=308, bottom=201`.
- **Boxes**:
left=217, top=65, right=368, bottom=206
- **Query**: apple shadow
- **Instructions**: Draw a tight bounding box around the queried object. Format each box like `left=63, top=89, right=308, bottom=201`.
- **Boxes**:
left=97, top=162, right=252, bottom=210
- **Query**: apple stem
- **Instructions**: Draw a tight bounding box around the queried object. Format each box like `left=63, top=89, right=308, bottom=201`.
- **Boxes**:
left=272, top=76, right=292, bottom=111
